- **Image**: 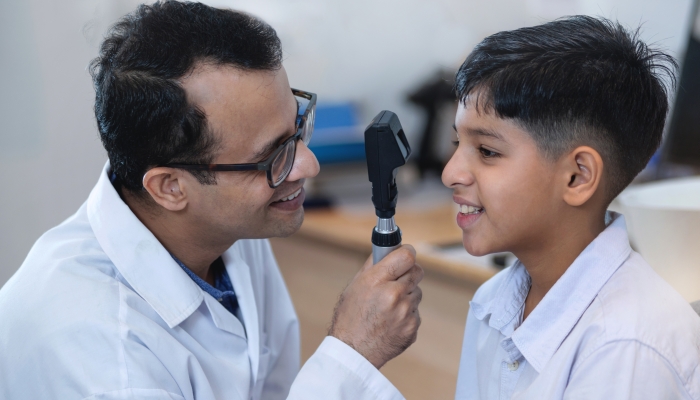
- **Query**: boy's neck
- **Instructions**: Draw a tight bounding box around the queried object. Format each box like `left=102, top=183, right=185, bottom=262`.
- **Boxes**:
left=520, top=210, right=607, bottom=321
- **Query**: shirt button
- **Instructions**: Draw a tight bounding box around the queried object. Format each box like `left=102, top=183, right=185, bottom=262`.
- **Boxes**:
left=508, top=361, right=520, bottom=371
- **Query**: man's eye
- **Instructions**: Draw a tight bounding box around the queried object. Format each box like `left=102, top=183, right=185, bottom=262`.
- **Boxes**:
left=451, top=140, right=459, bottom=147
left=479, top=147, right=499, bottom=158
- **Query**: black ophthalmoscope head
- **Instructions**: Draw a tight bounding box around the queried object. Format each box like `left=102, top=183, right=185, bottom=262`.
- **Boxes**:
left=364, top=110, right=412, bottom=218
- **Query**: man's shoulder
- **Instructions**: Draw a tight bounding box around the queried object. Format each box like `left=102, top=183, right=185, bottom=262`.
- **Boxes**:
left=0, top=204, right=182, bottom=399
left=0, top=201, right=125, bottom=344
left=3, top=202, right=118, bottom=290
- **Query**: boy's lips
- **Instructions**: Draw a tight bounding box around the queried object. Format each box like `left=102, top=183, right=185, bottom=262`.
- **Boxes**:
left=453, top=196, right=484, bottom=229
left=456, top=207, right=483, bottom=229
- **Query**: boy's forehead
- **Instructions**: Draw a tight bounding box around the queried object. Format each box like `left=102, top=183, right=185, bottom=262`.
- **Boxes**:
left=455, top=100, right=510, bottom=141
left=455, top=99, right=549, bottom=154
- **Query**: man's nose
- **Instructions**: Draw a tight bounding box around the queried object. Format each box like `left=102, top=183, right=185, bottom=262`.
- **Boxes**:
left=286, top=140, right=320, bottom=182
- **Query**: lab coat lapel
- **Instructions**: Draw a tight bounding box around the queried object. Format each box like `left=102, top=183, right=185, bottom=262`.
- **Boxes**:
left=223, top=248, right=261, bottom=383
left=87, top=163, right=204, bottom=328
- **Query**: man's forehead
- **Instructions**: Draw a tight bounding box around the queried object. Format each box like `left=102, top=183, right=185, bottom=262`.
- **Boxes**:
left=180, top=63, right=279, bottom=109
left=180, top=63, right=297, bottom=162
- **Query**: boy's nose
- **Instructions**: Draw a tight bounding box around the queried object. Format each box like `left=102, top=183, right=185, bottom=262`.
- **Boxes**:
left=442, top=148, right=475, bottom=188
left=286, top=141, right=320, bottom=182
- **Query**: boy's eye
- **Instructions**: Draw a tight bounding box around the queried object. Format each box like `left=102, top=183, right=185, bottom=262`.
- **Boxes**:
left=479, top=146, right=500, bottom=158
left=451, top=140, right=459, bottom=147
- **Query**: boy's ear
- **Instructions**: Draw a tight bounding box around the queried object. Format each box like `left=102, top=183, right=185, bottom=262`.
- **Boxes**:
left=560, top=146, right=604, bottom=207
left=142, top=167, right=189, bottom=211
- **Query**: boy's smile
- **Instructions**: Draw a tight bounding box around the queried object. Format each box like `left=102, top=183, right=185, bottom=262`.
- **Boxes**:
left=442, top=97, right=563, bottom=258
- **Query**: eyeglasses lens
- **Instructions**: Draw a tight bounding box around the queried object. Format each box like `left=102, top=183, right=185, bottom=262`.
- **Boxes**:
left=302, top=105, right=315, bottom=145
left=271, top=139, right=297, bottom=187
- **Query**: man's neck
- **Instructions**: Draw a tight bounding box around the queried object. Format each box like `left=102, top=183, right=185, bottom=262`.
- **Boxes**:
left=122, top=191, right=234, bottom=285
left=517, top=210, right=607, bottom=321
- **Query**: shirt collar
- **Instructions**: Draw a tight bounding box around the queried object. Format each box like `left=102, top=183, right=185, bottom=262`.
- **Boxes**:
left=87, top=162, right=204, bottom=328
left=171, top=255, right=239, bottom=317
left=471, top=212, right=632, bottom=372
left=470, top=262, right=531, bottom=337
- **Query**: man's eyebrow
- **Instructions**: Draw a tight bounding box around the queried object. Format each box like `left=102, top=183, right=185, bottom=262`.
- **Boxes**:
left=249, top=99, right=300, bottom=162
left=250, top=135, right=285, bottom=162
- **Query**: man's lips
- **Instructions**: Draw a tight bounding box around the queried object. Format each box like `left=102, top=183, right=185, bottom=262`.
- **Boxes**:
left=273, top=187, right=303, bottom=203
left=270, top=187, right=306, bottom=211
left=272, top=184, right=304, bottom=203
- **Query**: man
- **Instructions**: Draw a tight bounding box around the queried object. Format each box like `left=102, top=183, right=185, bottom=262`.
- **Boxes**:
left=0, top=2, right=422, bottom=399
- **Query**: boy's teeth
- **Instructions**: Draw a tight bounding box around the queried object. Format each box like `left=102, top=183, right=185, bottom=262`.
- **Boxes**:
left=280, top=188, right=301, bottom=202
left=459, top=204, right=483, bottom=214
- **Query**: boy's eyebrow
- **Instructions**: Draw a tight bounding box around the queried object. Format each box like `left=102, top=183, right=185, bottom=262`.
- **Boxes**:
left=468, top=127, right=506, bottom=142
left=453, top=124, right=506, bottom=142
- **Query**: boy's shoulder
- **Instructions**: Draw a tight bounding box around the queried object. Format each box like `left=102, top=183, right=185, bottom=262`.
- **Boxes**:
left=580, top=250, right=700, bottom=382
left=593, top=250, right=700, bottom=339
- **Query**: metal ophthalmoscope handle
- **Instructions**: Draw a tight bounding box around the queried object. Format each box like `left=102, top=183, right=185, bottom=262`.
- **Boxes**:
left=364, top=110, right=411, bottom=265
left=372, top=217, right=401, bottom=264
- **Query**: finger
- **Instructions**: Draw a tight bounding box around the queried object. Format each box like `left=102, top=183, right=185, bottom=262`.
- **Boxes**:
left=408, top=286, right=423, bottom=307
left=374, top=245, right=417, bottom=281
left=396, top=263, right=424, bottom=290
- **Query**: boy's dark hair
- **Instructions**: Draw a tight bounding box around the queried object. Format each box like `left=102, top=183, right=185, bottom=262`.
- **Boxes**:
left=90, top=1, right=282, bottom=192
left=455, top=15, right=677, bottom=204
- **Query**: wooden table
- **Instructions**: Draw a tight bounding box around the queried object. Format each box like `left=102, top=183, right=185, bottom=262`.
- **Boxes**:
left=297, top=201, right=498, bottom=285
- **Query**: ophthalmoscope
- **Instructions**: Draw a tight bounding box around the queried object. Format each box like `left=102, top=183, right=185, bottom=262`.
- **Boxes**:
left=364, top=110, right=411, bottom=264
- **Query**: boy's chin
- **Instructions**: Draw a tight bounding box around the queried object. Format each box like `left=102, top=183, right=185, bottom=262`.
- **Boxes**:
left=462, top=236, right=494, bottom=257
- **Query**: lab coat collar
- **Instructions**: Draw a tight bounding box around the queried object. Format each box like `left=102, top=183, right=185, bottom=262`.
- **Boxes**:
left=471, top=212, right=632, bottom=372
left=223, top=250, right=261, bottom=382
left=87, top=163, right=205, bottom=328
left=88, top=163, right=261, bottom=378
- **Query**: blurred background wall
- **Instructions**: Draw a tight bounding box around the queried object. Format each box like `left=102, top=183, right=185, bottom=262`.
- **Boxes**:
left=0, top=0, right=695, bottom=286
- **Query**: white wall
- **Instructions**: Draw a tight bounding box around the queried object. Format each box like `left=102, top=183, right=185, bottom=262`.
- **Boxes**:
left=0, top=0, right=694, bottom=286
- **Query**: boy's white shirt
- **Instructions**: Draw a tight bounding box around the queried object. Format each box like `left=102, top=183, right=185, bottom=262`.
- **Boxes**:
left=455, top=212, right=700, bottom=400
left=0, top=163, right=404, bottom=400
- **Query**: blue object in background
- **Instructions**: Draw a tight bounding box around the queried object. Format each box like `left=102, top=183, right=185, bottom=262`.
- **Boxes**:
left=309, top=103, right=366, bottom=164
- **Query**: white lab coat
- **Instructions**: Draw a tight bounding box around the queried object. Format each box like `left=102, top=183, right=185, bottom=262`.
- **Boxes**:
left=0, top=163, right=403, bottom=400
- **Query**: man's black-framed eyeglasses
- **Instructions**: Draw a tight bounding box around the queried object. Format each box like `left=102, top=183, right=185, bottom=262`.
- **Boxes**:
left=164, top=88, right=316, bottom=188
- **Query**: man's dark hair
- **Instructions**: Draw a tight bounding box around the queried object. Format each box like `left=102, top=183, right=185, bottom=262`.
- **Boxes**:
left=455, top=16, right=677, bottom=204
left=90, top=0, right=283, bottom=192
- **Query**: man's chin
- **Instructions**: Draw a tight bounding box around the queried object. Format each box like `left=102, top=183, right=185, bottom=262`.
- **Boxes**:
left=268, top=209, right=305, bottom=238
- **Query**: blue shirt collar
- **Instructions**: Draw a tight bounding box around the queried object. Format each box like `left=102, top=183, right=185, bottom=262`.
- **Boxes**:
left=170, top=255, right=239, bottom=316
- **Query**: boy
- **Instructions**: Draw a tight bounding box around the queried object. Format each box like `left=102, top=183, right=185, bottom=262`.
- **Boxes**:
left=442, top=16, right=700, bottom=399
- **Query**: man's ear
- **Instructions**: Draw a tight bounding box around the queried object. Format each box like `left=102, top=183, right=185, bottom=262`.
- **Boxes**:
left=561, top=146, right=604, bottom=207
left=142, top=167, right=189, bottom=211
